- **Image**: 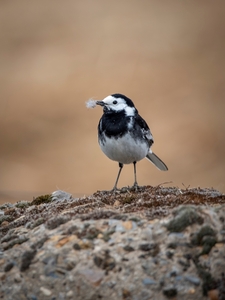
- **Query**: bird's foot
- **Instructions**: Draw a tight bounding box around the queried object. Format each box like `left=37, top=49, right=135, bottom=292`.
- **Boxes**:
left=109, top=187, right=131, bottom=194
left=108, top=184, right=141, bottom=194
left=120, top=186, right=131, bottom=193
left=119, top=185, right=141, bottom=193
left=130, top=183, right=141, bottom=192
left=109, top=187, right=121, bottom=194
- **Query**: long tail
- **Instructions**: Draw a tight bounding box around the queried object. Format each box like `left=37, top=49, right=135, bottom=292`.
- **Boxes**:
left=146, top=151, right=168, bottom=171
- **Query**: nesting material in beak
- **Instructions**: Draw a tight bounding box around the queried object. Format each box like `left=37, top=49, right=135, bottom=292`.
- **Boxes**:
left=86, top=99, right=97, bottom=109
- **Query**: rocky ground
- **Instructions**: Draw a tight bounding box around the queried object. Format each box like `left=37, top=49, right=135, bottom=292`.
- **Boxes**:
left=0, top=186, right=225, bottom=300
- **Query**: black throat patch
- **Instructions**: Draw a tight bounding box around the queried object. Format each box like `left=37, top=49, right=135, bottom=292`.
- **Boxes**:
left=98, top=110, right=131, bottom=139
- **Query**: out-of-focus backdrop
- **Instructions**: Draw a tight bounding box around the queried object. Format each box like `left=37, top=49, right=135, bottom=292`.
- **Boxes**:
left=0, top=0, right=225, bottom=204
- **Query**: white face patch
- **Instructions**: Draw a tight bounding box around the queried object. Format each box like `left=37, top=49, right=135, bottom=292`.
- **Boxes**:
left=102, top=95, right=135, bottom=115
left=124, top=106, right=135, bottom=116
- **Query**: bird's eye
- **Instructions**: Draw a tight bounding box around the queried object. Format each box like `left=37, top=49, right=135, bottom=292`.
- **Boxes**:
left=113, top=100, right=117, bottom=105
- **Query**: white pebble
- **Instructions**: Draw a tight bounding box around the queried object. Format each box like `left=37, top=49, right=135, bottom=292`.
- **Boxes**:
left=40, top=287, right=52, bottom=296
left=66, top=290, right=74, bottom=298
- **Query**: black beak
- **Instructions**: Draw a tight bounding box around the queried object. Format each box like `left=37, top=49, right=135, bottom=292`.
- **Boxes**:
left=96, top=101, right=105, bottom=107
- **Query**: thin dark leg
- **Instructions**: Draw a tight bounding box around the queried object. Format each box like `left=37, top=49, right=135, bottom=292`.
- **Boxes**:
left=113, top=162, right=123, bottom=190
left=133, top=161, right=138, bottom=187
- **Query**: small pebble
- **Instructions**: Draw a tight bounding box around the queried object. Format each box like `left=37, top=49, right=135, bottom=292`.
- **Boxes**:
left=163, top=286, right=177, bottom=298
left=66, top=290, right=74, bottom=298
left=142, top=277, right=157, bottom=285
left=4, top=261, right=14, bottom=272
left=51, top=190, right=72, bottom=201
left=185, top=275, right=201, bottom=286
left=20, top=249, right=37, bottom=272
left=79, top=268, right=104, bottom=286
left=1, top=221, right=9, bottom=226
left=208, top=289, right=219, bottom=300
left=123, top=245, right=135, bottom=252
left=0, top=272, right=6, bottom=280
left=0, top=259, right=5, bottom=266
left=188, top=288, right=196, bottom=294
left=40, top=287, right=52, bottom=296
left=14, top=273, right=22, bottom=283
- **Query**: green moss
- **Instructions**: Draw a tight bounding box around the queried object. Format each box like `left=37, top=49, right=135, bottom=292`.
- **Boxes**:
left=191, top=225, right=215, bottom=245
left=102, top=228, right=115, bottom=242
left=3, top=236, right=29, bottom=250
left=30, top=217, right=45, bottom=229
left=193, top=257, right=217, bottom=296
left=191, top=225, right=217, bottom=255
left=167, top=242, right=177, bottom=249
left=20, top=249, right=37, bottom=272
left=0, top=203, right=13, bottom=210
left=15, top=201, right=29, bottom=209
left=129, top=217, right=141, bottom=222
left=166, top=206, right=204, bottom=232
left=201, top=236, right=217, bottom=254
left=79, top=227, right=101, bottom=240
left=0, top=215, right=13, bottom=225
left=30, top=194, right=52, bottom=206
left=93, top=250, right=116, bottom=271
left=120, top=195, right=135, bottom=204
left=46, top=215, right=69, bottom=230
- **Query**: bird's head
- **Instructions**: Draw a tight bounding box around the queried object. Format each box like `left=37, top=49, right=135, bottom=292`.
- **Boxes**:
left=96, top=94, right=137, bottom=116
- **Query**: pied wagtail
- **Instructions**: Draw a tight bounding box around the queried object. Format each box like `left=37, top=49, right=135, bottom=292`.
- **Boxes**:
left=88, top=93, right=168, bottom=190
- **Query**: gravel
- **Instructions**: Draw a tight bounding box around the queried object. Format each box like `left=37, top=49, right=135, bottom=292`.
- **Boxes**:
left=0, top=186, right=225, bottom=300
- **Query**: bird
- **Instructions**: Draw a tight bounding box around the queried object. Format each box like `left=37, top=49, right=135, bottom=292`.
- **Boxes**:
left=95, top=93, right=168, bottom=190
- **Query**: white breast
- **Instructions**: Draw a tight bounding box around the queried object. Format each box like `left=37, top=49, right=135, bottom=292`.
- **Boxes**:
left=99, top=133, right=149, bottom=164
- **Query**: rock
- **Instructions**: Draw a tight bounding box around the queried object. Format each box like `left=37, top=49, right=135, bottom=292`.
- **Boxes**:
left=51, top=190, right=72, bottom=202
left=139, top=243, right=159, bottom=256
left=40, top=287, right=52, bottom=296
left=14, top=272, right=22, bottom=283
left=0, top=187, right=224, bottom=300
left=0, top=272, right=6, bottom=280
left=166, top=206, right=204, bottom=232
left=20, top=249, right=37, bottom=272
left=93, top=250, right=116, bottom=271
left=56, top=235, right=76, bottom=247
left=123, top=245, right=135, bottom=252
left=45, top=215, right=70, bottom=230
left=73, top=243, right=81, bottom=250
left=122, top=220, right=136, bottom=230
left=79, top=268, right=104, bottom=286
left=185, top=275, right=201, bottom=286
left=2, top=235, right=29, bottom=250
left=4, top=261, right=14, bottom=272
left=66, top=290, right=74, bottom=298
left=122, top=288, right=131, bottom=298
left=142, top=277, right=157, bottom=286
left=208, top=289, right=219, bottom=300
left=0, top=221, right=9, bottom=226
left=163, top=285, right=177, bottom=298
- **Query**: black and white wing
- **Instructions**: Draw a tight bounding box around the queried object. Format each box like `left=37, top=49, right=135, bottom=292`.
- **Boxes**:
left=134, top=114, right=154, bottom=147
left=135, top=114, right=168, bottom=171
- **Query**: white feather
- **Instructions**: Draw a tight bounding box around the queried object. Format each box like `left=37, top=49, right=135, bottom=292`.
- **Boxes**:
left=86, top=99, right=97, bottom=109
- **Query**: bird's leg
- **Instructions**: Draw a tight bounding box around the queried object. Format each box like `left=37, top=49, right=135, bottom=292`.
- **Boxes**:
left=112, top=162, right=123, bottom=191
left=132, top=161, right=138, bottom=189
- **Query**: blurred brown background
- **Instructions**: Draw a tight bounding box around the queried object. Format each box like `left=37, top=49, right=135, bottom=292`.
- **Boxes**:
left=0, top=0, right=225, bottom=204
